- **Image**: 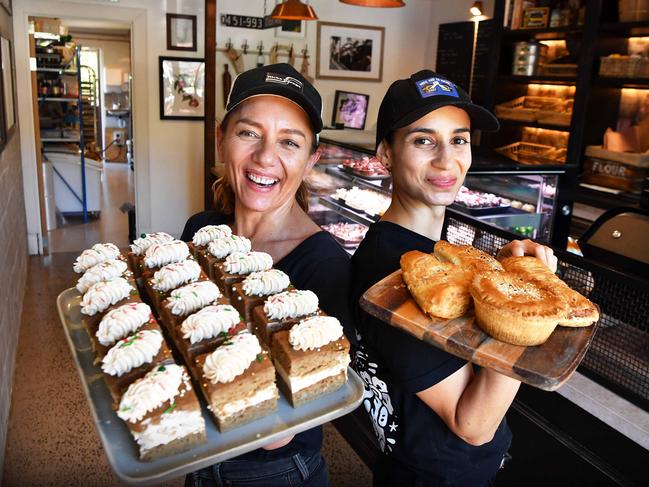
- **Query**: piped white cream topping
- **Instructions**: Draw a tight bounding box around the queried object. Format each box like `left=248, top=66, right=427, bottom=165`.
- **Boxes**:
left=96, top=302, right=152, bottom=346
left=166, top=281, right=221, bottom=316
left=181, top=305, right=241, bottom=344
left=242, top=269, right=290, bottom=297
left=76, top=259, right=129, bottom=293
left=207, top=235, right=252, bottom=259
left=203, top=332, right=261, bottom=384
left=152, top=260, right=201, bottom=292
left=223, top=251, right=273, bottom=275
left=101, top=329, right=163, bottom=377
left=263, top=289, right=318, bottom=320
left=289, top=316, right=344, bottom=351
left=117, top=364, right=185, bottom=423
left=80, top=277, right=133, bottom=316
left=73, top=243, right=121, bottom=273
left=144, top=240, right=189, bottom=269
left=192, top=225, right=232, bottom=246
left=130, top=232, right=174, bottom=256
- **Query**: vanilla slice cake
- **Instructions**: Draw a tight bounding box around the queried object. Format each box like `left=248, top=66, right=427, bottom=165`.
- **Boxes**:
left=128, top=232, right=174, bottom=277
left=141, top=239, right=190, bottom=277
left=201, top=234, right=252, bottom=279
left=231, top=269, right=290, bottom=323
left=194, top=331, right=278, bottom=432
left=92, top=301, right=156, bottom=358
left=73, top=243, right=123, bottom=274
left=101, top=326, right=174, bottom=402
left=212, top=251, right=272, bottom=297
left=160, top=280, right=224, bottom=333
left=117, top=363, right=207, bottom=461
left=187, top=225, right=233, bottom=269
left=271, top=316, right=350, bottom=407
left=252, top=289, right=320, bottom=345
left=143, top=258, right=206, bottom=313
left=175, top=304, right=247, bottom=362
left=80, top=277, right=139, bottom=330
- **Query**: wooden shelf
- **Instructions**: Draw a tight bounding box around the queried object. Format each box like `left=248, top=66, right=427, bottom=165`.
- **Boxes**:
left=499, top=118, right=572, bottom=132
left=599, top=20, right=649, bottom=35
left=38, top=97, right=79, bottom=102
left=499, top=74, right=577, bottom=85
left=503, top=26, right=582, bottom=40
left=41, top=138, right=81, bottom=142
left=593, top=77, right=649, bottom=89
left=36, top=68, right=78, bottom=75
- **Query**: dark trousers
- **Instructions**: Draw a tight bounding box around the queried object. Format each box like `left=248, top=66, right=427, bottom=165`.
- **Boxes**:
left=185, top=452, right=329, bottom=487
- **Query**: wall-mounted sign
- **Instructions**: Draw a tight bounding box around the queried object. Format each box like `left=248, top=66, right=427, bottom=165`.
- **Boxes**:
left=220, top=14, right=282, bottom=30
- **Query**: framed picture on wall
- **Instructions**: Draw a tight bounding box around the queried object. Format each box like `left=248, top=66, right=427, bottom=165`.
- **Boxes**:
left=0, top=0, right=11, bottom=16
left=1, top=37, right=15, bottom=133
left=166, top=13, right=197, bottom=51
left=332, top=90, right=369, bottom=130
left=274, top=1, right=306, bottom=39
left=159, top=56, right=205, bottom=120
left=316, top=21, right=384, bottom=81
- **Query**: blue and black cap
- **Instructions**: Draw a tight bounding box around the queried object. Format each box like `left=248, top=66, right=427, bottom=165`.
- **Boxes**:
left=225, top=63, right=323, bottom=133
left=376, top=70, right=499, bottom=149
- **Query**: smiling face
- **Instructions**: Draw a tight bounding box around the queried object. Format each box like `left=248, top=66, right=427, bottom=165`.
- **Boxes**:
left=217, top=96, right=320, bottom=214
left=378, top=105, right=472, bottom=208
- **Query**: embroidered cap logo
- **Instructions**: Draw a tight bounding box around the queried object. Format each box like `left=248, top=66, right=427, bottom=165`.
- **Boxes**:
left=265, top=73, right=304, bottom=91
left=416, top=77, right=459, bottom=99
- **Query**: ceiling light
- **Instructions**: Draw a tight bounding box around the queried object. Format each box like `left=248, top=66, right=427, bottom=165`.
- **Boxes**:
left=270, top=0, right=318, bottom=21
left=340, top=0, right=406, bottom=6
left=470, top=1, right=483, bottom=16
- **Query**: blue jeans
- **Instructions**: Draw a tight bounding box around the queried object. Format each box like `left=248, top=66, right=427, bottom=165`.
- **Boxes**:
left=185, top=452, right=329, bottom=487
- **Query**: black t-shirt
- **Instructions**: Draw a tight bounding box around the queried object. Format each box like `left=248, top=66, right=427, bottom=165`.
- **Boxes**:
left=181, top=210, right=353, bottom=461
left=350, top=221, right=512, bottom=486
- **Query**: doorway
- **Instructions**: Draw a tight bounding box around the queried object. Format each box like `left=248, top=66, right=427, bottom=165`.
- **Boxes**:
left=31, top=17, right=134, bottom=252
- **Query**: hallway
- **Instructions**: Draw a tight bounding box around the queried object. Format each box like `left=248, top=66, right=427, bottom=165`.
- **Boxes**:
left=48, top=161, right=133, bottom=253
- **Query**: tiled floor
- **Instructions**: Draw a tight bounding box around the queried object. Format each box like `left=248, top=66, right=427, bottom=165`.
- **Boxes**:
left=3, top=162, right=372, bottom=486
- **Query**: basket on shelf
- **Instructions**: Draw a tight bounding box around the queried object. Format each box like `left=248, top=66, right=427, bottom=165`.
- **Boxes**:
left=599, top=55, right=649, bottom=78
left=495, top=96, right=572, bottom=127
left=495, top=141, right=558, bottom=165
left=618, top=0, right=649, bottom=22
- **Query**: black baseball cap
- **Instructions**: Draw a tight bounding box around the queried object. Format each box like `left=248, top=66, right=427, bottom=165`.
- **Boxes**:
left=376, top=70, right=499, bottom=149
left=225, top=63, right=323, bottom=133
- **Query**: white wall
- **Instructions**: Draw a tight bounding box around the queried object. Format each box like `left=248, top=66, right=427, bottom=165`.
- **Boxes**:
left=16, top=0, right=491, bottom=253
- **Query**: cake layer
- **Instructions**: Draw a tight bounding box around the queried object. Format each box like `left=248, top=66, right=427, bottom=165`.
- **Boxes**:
left=277, top=370, right=347, bottom=408
left=212, top=261, right=245, bottom=297
left=252, top=305, right=323, bottom=346
left=144, top=271, right=209, bottom=317
left=230, top=282, right=266, bottom=324
left=174, top=319, right=248, bottom=363
left=214, top=395, right=277, bottom=433
left=271, top=329, right=350, bottom=376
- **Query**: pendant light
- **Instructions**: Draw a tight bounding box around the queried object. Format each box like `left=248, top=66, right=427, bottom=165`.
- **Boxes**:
left=339, top=0, right=406, bottom=7
left=270, top=0, right=319, bottom=21
left=470, top=1, right=484, bottom=17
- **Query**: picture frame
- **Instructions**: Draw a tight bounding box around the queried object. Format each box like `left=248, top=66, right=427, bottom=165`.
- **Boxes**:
left=1, top=36, right=15, bottom=134
left=159, top=56, right=205, bottom=120
left=0, top=0, right=11, bottom=16
left=316, top=21, right=384, bottom=82
left=166, top=13, right=197, bottom=51
left=332, top=90, right=369, bottom=130
left=522, top=7, right=550, bottom=29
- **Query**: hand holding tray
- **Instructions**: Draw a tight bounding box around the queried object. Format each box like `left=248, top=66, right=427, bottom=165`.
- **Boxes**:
left=359, top=270, right=599, bottom=391
left=57, top=288, right=364, bottom=486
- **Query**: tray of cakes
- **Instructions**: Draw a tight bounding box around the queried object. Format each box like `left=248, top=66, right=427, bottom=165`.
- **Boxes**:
left=359, top=241, right=600, bottom=391
left=57, top=230, right=363, bottom=485
left=321, top=222, right=369, bottom=249
left=451, top=186, right=511, bottom=215
left=340, top=156, right=391, bottom=180
left=330, top=186, right=391, bottom=220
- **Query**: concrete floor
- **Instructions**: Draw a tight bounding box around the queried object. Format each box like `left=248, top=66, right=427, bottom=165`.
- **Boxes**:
left=2, top=161, right=372, bottom=486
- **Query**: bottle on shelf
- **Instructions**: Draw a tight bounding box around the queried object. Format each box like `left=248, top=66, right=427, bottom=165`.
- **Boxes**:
left=51, top=79, right=60, bottom=96
left=39, top=79, right=49, bottom=97
left=222, top=64, right=232, bottom=109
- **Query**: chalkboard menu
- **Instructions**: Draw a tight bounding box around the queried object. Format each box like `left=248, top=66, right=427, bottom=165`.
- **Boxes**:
left=471, top=19, right=496, bottom=106
left=435, top=22, right=475, bottom=93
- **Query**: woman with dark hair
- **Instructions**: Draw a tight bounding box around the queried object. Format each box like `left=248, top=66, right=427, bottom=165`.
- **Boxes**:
left=350, top=70, right=557, bottom=487
left=182, top=63, right=351, bottom=487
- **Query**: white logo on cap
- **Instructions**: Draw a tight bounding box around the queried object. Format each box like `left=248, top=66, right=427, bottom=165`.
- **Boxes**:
left=265, top=73, right=303, bottom=90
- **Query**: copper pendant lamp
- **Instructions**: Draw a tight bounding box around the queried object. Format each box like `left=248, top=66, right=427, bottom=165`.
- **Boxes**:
left=339, top=0, right=406, bottom=7
left=270, top=0, right=319, bottom=21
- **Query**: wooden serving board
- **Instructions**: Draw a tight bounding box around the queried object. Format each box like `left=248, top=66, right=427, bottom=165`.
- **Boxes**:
left=359, top=270, right=600, bottom=391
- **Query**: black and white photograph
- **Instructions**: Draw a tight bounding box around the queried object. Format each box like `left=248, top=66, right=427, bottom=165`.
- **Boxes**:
left=317, top=22, right=384, bottom=81
left=166, top=13, right=197, bottom=51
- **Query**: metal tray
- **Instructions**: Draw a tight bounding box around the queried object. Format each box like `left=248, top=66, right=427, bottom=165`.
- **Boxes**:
left=57, top=288, right=364, bottom=486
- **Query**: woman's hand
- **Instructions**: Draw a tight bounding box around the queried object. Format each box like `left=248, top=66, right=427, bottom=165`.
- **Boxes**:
left=260, top=435, right=294, bottom=450
left=497, top=239, right=558, bottom=273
